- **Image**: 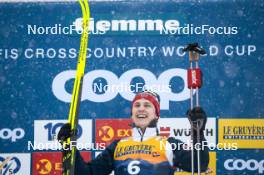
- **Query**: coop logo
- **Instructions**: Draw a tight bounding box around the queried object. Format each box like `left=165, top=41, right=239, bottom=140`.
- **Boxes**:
left=224, top=159, right=264, bottom=174
left=34, top=120, right=92, bottom=150
left=0, top=154, right=30, bottom=175
left=0, top=128, right=25, bottom=142
left=52, top=68, right=191, bottom=110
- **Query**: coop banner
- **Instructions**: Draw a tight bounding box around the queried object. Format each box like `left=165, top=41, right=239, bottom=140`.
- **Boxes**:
left=217, top=150, right=264, bottom=175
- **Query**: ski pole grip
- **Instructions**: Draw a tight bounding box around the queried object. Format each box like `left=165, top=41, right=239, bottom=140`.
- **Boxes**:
left=189, top=52, right=193, bottom=62
left=194, top=52, right=199, bottom=61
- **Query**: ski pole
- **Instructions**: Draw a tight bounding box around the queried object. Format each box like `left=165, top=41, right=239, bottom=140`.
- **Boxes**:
left=194, top=51, right=201, bottom=175
left=183, top=43, right=206, bottom=175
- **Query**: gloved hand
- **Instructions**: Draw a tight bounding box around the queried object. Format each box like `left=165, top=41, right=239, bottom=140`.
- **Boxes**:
left=186, top=107, right=207, bottom=132
left=57, top=123, right=75, bottom=172
left=57, top=123, right=73, bottom=144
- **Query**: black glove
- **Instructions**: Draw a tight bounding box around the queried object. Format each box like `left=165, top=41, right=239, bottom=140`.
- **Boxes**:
left=57, top=123, right=73, bottom=144
left=57, top=123, right=76, bottom=172
left=186, top=107, right=207, bottom=132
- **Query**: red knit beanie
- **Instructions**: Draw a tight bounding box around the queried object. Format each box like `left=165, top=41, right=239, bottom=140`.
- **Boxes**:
left=132, top=90, right=160, bottom=117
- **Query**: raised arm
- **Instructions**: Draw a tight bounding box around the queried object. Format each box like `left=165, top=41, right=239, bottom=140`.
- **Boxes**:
left=58, top=123, right=118, bottom=175
left=168, top=107, right=209, bottom=172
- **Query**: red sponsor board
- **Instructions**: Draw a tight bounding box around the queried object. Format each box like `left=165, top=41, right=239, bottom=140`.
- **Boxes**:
left=32, top=152, right=91, bottom=175
left=96, top=119, right=132, bottom=146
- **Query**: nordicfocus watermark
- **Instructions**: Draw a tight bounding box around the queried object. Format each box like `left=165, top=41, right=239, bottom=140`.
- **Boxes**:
left=160, top=141, right=238, bottom=151
left=160, top=24, right=238, bottom=35
left=27, top=141, right=106, bottom=151
left=27, top=17, right=238, bottom=35
left=28, top=140, right=237, bottom=151
left=93, top=82, right=171, bottom=94
left=27, top=24, right=80, bottom=35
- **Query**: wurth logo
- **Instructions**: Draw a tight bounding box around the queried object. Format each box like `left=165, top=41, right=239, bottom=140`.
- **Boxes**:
left=173, top=128, right=214, bottom=137
left=173, top=128, right=191, bottom=136
left=158, top=118, right=216, bottom=145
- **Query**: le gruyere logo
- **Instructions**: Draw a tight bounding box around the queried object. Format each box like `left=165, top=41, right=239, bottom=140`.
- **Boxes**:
left=218, top=119, right=264, bottom=148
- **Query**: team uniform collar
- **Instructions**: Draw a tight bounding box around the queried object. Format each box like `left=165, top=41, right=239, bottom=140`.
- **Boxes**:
left=132, top=127, right=158, bottom=141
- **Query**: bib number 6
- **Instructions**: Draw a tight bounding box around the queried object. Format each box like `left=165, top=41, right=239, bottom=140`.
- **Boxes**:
left=127, top=160, right=141, bottom=174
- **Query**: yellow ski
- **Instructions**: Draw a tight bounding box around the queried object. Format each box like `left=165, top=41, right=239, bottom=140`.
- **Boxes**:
left=62, top=1, right=90, bottom=175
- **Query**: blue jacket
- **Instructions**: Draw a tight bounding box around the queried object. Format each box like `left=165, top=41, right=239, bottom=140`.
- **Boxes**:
left=75, top=127, right=209, bottom=175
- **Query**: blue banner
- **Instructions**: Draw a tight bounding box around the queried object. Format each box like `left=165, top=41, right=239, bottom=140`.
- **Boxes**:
left=217, top=150, right=264, bottom=175
left=0, top=1, right=263, bottom=174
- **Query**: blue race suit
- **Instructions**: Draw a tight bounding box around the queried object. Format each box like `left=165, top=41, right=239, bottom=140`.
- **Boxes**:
left=75, top=127, right=209, bottom=175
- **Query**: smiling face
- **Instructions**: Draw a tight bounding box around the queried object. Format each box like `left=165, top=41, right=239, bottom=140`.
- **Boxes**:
left=131, top=98, right=159, bottom=131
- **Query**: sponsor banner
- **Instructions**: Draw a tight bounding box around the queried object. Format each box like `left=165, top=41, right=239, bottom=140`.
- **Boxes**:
left=0, top=127, right=26, bottom=152
left=95, top=119, right=132, bottom=146
left=0, top=127, right=25, bottom=143
left=175, top=152, right=216, bottom=175
left=0, top=153, right=30, bottom=175
left=158, top=118, right=216, bottom=145
left=218, top=119, right=264, bottom=148
left=33, top=120, right=92, bottom=150
left=32, top=151, right=91, bottom=175
left=52, top=68, right=189, bottom=110
left=218, top=149, right=264, bottom=175
left=0, top=1, right=263, bottom=174
left=32, top=152, right=62, bottom=175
